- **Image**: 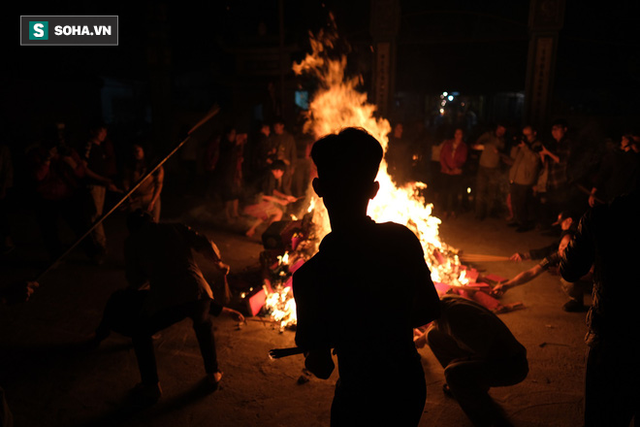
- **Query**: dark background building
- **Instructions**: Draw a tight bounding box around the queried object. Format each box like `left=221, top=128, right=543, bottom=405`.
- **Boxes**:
left=6, top=0, right=640, bottom=166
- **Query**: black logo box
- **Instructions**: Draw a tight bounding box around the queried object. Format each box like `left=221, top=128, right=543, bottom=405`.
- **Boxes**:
left=21, top=15, right=119, bottom=46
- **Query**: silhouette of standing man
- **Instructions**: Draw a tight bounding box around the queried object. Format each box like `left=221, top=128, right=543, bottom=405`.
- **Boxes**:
left=560, top=183, right=640, bottom=426
left=293, top=127, right=441, bottom=426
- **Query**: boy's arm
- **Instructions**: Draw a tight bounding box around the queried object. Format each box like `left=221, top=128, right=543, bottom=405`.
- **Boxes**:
left=406, top=231, right=440, bottom=327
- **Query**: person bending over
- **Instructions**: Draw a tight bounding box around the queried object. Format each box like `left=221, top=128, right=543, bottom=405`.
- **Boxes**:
left=91, top=210, right=244, bottom=403
left=415, top=295, right=528, bottom=427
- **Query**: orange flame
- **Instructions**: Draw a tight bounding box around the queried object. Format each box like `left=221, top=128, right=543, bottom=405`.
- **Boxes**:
left=265, top=18, right=466, bottom=328
left=294, top=19, right=464, bottom=284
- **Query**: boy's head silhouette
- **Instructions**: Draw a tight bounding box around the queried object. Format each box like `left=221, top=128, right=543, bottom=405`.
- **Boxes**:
left=311, top=127, right=383, bottom=227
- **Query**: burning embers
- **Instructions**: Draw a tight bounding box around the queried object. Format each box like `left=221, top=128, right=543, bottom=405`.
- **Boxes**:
left=258, top=214, right=318, bottom=330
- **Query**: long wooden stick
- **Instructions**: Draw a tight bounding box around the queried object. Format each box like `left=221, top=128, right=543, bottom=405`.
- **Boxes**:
left=35, top=105, right=220, bottom=282
left=460, top=254, right=510, bottom=262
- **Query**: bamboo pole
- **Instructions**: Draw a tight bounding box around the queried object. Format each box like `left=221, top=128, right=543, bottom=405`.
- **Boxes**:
left=34, top=105, right=220, bottom=282
left=459, top=254, right=510, bottom=262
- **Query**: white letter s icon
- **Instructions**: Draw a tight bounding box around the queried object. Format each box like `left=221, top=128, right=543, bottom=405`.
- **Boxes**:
left=33, top=23, right=44, bottom=38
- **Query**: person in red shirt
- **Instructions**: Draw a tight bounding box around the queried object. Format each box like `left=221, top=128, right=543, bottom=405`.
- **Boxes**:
left=29, top=138, right=99, bottom=262
left=439, top=128, right=468, bottom=219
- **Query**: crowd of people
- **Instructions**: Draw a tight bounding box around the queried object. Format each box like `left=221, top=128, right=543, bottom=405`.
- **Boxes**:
left=10, top=113, right=634, bottom=255
left=0, top=115, right=316, bottom=265
left=0, top=121, right=166, bottom=265
left=386, top=118, right=640, bottom=232
left=1, top=115, right=639, bottom=426
left=293, top=126, right=639, bottom=427
left=195, top=117, right=313, bottom=237
left=170, top=114, right=640, bottom=246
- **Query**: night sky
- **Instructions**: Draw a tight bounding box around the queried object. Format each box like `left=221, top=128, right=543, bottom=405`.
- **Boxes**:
left=6, top=0, right=640, bottom=138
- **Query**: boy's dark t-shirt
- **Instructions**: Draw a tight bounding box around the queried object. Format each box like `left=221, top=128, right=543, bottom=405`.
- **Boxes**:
left=293, top=217, right=440, bottom=423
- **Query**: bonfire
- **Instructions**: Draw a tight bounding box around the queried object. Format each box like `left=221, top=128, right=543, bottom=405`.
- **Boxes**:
left=263, top=16, right=470, bottom=329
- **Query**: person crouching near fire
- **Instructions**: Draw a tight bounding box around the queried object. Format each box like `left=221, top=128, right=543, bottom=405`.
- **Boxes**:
left=243, top=160, right=297, bottom=237
left=293, top=127, right=441, bottom=427
left=414, top=294, right=528, bottom=427
left=492, top=231, right=593, bottom=312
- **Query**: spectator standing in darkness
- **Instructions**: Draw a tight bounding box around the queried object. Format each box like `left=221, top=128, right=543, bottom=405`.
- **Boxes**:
left=271, top=117, right=297, bottom=195
left=508, top=125, right=541, bottom=233
left=439, top=128, right=468, bottom=219
left=123, top=143, right=164, bottom=223
left=386, top=122, right=412, bottom=186
left=536, top=119, right=570, bottom=230
left=472, top=123, right=506, bottom=220
left=410, top=119, right=433, bottom=184
left=82, top=123, right=120, bottom=260
left=217, top=126, right=245, bottom=224
left=588, top=133, right=639, bottom=207
left=251, top=122, right=276, bottom=182
left=561, top=181, right=640, bottom=426
left=29, top=137, right=99, bottom=262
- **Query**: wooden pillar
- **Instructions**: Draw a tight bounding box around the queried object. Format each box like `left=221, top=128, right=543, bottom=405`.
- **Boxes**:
left=370, top=0, right=401, bottom=118
left=524, top=0, right=565, bottom=128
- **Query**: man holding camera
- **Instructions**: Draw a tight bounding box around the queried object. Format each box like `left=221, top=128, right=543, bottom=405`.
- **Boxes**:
left=508, top=125, right=542, bottom=232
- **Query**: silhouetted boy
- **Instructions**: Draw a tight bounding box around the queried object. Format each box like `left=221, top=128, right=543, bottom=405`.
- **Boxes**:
left=293, top=127, right=441, bottom=426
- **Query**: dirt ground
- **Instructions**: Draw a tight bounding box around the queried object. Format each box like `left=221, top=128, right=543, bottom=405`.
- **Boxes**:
left=0, top=194, right=588, bottom=427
